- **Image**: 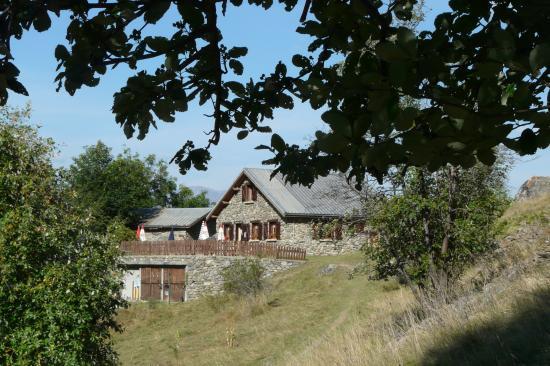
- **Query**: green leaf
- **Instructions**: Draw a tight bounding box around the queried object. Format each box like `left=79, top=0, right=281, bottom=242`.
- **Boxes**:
left=144, top=0, right=171, bottom=24
left=227, top=47, right=248, bottom=58
left=321, top=110, right=348, bottom=125
left=33, top=11, right=51, bottom=32
left=255, top=144, right=271, bottom=150
left=146, top=37, right=171, bottom=52
left=177, top=3, right=204, bottom=29
left=447, top=141, right=467, bottom=151
left=397, top=27, right=417, bottom=57
left=271, top=134, right=285, bottom=152
left=229, top=59, right=243, bottom=75
left=477, top=81, right=499, bottom=106
left=322, top=110, right=351, bottom=137
left=7, top=79, right=28, bottom=96
left=529, top=43, right=550, bottom=72
left=152, top=99, right=175, bottom=122
left=444, top=104, right=470, bottom=119
left=395, top=107, right=418, bottom=131
left=54, top=45, right=70, bottom=60
left=292, top=55, right=310, bottom=68
left=237, top=130, right=249, bottom=140
left=317, top=133, right=348, bottom=154
left=476, top=148, right=496, bottom=165
left=375, top=42, right=409, bottom=62
left=518, top=128, right=537, bottom=155
left=165, top=54, right=178, bottom=71
left=225, top=81, right=245, bottom=96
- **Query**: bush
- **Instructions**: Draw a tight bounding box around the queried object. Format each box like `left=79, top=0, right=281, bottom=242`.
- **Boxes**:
left=107, top=218, right=136, bottom=243
left=222, top=259, right=265, bottom=297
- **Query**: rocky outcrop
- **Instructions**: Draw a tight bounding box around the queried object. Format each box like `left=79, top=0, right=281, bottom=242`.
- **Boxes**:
left=516, top=176, right=550, bottom=201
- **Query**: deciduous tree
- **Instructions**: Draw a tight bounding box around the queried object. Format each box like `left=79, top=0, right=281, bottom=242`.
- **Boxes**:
left=0, top=106, right=124, bottom=364
left=0, top=1, right=547, bottom=184
left=365, top=153, right=512, bottom=296
left=66, top=141, right=210, bottom=226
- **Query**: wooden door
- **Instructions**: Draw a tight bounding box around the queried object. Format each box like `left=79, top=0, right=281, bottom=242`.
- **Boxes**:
left=162, top=267, right=186, bottom=302
left=141, top=267, right=161, bottom=301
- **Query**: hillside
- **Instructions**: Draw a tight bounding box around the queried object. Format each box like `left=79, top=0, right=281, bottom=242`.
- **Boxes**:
left=113, top=195, right=550, bottom=366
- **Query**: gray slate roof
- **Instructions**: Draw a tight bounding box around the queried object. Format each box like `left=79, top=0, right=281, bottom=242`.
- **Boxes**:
left=211, top=168, right=364, bottom=219
left=139, top=207, right=211, bottom=228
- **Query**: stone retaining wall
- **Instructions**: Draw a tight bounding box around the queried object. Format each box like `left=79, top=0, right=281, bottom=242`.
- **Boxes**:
left=121, top=255, right=303, bottom=300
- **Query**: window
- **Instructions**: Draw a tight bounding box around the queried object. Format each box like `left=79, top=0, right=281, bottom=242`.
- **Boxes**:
left=223, top=223, right=234, bottom=241
left=236, top=223, right=249, bottom=242
left=267, top=221, right=280, bottom=240
left=241, top=183, right=257, bottom=202
left=251, top=222, right=262, bottom=240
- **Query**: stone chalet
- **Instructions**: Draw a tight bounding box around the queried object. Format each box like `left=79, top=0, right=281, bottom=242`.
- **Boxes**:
left=207, top=168, right=367, bottom=256
left=121, top=168, right=367, bottom=302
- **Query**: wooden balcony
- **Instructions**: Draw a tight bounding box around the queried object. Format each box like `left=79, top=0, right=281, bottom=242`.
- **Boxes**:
left=120, top=240, right=306, bottom=261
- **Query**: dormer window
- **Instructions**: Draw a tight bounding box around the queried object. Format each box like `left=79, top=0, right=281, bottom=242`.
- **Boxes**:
left=241, top=182, right=257, bottom=202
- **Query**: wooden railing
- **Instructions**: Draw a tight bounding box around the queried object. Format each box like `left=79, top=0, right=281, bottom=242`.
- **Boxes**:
left=120, top=240, right=307, bottom=261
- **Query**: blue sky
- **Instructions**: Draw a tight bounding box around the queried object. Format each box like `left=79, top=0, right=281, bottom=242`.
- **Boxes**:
left=8, top=1, right=549, bottom=193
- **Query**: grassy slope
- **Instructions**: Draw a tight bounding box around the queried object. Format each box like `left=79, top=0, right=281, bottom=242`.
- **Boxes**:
left=114, top=195, right=549, bottom=366
left=113, top=254, right=410, bottom=366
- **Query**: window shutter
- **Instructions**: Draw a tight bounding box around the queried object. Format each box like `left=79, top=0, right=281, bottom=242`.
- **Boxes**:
left=275, top=222, right=281, bottom=240
left=335, top=226, right=342, bottom=240
left=263, top=222, right=268, bottom=240
left=252, top=186, right=257, bottom=201
left=241, top=185, right=246, bottom=202
left=334, top=224, right=343, bottom=240
left=312, top=224, right=318, bottom=239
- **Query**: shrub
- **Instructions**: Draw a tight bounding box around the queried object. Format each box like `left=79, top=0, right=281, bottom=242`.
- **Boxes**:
left=222, top=258, right=265, bottom=297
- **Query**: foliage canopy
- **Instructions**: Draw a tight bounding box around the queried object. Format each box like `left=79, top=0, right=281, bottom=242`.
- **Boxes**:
left=0, top=107, right=124, bottom=364
left=66, top=141, right=210, bottom=226
left=365, top=157, right=511, bottom=291
left=0, top=1, right=549, bottom=184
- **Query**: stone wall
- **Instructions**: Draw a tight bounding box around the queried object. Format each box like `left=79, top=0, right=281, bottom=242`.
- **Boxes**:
left=144, top=229, right=191, bottom=241
left=217, top=186, right=281, bottom=224
left=121, top=255, right=303, bottom=300
left=217, top=185, right=366, bottom=255
left=143, top=220, right=217, bottom=241
left=283, top=220, right=367, bottom=256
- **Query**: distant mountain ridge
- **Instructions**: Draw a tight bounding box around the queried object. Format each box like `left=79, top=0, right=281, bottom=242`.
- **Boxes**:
left=189, top=186, right=224, bottom=205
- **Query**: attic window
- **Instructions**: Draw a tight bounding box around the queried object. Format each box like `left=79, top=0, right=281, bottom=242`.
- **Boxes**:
left=241, top=183, right=257, bottom=202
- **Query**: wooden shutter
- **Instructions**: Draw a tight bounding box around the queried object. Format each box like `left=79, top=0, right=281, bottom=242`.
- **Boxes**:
left=334, top=224, right=343, bottom=240
left=275, top=221, right=281, bottom=240
left=252, top=186, right=257, bottom=201
left=262, top=222, right=268, bottom=240
left=241, top=184, right=246, bottom=202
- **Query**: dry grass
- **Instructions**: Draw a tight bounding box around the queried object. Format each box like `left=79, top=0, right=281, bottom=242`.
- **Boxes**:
left=113, top=254, right=404, bottom=366
left=285, top=194, right=550, bottom=366
left=113, top=195, right=549, bottom=366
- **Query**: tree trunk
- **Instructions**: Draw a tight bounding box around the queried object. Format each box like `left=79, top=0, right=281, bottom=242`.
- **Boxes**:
left=418, top=169, right=431, bottom=249
left=441, top=165, right=458, bottom=255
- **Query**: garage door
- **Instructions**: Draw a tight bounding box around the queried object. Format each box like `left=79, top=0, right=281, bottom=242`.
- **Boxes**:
left=140, top=266, right=186, bottom=302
